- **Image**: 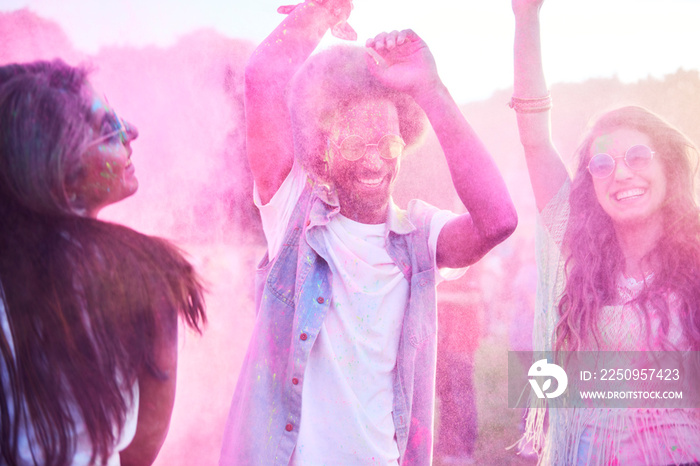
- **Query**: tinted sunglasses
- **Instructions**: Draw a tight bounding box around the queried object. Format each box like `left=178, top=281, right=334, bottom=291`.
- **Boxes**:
left=587, top=144, right=655, bottom=179
left=329, top=134, right=405, bottom=161
left=84, top=98, right=129, bottom=150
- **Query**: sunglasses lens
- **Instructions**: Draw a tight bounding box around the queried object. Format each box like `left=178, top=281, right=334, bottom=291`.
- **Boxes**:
left=626, top=144, right=653, bottom=170
left=111, top=111, right=128, bottom=144
left=378, top=134, right=405, bottom=159
left=588, top=153, right=615, bottom=178
left=339, top=135, right=366, bottom=161
left=95, top=111, right=127, bottom=145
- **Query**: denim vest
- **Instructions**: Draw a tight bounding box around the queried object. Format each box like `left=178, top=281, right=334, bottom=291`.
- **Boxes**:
left=220, top=182, right=440, bottom=466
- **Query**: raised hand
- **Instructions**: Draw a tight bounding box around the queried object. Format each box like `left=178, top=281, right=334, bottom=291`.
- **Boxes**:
left=278, top=0, right=356, bottom=40
left=247, top=0, right=356, bottom=203
left=511, top=0, right=568, bottom=211
left=365, top=29, right=440, bottom=99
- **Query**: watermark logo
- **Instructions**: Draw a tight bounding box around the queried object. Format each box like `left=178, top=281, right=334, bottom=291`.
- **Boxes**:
left=528, top=359, right=568, bottom=399
left=509, top=351, right=699, bottom=408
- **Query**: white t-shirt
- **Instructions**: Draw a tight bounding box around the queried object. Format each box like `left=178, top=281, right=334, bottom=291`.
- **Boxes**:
left=0, top=288, right=138, bottom=465
left=255, top=162, right=465, bottom=465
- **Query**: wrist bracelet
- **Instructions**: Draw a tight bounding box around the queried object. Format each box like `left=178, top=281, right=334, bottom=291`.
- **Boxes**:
left=509, top=93, right=552, bottom=114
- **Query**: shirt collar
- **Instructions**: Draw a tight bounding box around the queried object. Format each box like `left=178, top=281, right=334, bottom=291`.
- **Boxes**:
left=386, top=199, right=415, bottom=235
left=312, top=184, right=415, bottom=235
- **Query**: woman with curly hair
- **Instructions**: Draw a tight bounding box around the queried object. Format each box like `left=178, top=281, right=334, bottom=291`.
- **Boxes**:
left=0, top=59, right=206, bottom=465
left=511, top=0, right=700, bottom=464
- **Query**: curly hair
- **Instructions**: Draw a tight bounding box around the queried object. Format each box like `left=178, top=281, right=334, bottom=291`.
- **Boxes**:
left=555, top=106, right=700, bottom=352
left=287, top=45, right=426, bottom=184
left=0, top=60, right=206, bottom=464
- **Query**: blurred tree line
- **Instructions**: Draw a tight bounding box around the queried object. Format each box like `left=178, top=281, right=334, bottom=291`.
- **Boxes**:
left=3, top=8, right=700, bottom=244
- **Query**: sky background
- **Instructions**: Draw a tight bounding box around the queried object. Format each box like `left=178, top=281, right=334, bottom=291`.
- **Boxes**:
left=2, top=0, right=700, bottom=103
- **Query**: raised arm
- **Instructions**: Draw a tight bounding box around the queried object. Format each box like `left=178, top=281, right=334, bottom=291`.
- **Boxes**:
left=512, top=0, right=569, bottom=210
left=246, top=0, right=353, bottom=204
left=366, top=30, right=517, bottom=269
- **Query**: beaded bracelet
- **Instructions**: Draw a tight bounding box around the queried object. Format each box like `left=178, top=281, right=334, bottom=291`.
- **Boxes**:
left=509, top=94, right=552, bottom=114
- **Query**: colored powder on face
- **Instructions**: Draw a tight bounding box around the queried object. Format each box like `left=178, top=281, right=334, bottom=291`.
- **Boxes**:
left=91, top=96, right=106, bottom=114
left=593, top=134, right=614, bottom=154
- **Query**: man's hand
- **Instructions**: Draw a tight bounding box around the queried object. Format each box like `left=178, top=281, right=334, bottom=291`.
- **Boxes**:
left=278, top=0, right=356, bottom=40
left=365, top=29, right=441, bottom=100
left=247, top=0, right=356, bottom=203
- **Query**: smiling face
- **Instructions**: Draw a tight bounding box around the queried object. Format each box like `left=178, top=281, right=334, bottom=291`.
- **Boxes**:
left=328, top=98, right=401, bottom=224
left=590, top=127, right=667, bottom=231
left=66, top=87, right=139, bottom=217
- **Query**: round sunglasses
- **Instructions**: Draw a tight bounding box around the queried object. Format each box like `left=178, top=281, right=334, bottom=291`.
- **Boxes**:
left=84, top=108, right=128, bottom=150
left=587, top=144, right=655, bottom=179
left=329, top=134, right=405, bottom=161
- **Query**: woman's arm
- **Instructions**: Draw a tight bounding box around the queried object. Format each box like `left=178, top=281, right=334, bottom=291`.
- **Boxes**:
left=246, top=0, right=353, bottom=204
left=512, top=0, right=569, bottom=211
left=119, top=302, right=178, bottom=466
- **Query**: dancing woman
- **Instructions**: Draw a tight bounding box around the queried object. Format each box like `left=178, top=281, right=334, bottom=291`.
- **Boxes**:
left=511, top=0, right=700, bottom=464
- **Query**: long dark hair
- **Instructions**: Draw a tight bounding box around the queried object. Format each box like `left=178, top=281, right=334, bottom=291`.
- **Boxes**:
left=555, top=106, right=700, bottom=352
left=0, top=60, right=206, bottom=465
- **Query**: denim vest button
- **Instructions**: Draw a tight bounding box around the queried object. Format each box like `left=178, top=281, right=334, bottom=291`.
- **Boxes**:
left=285, top=423, right=293, bottom=432
left=317, top=296, right=325, bottom=304
left=292, top=377, right=299, bottom=385
left=300, top=333, right=308, bottom=341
